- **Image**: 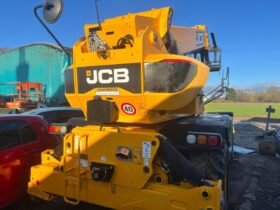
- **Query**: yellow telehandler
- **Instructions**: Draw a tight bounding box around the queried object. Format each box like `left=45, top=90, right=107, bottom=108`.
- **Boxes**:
left=28, top=1, right=233, bottom=209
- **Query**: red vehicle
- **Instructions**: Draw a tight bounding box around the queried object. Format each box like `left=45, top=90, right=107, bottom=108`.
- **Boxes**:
left=0, top=115, right=57, bottom=208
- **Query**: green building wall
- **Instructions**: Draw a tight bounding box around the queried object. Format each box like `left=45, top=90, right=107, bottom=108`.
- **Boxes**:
left=0, top=43, right=71, bottom=106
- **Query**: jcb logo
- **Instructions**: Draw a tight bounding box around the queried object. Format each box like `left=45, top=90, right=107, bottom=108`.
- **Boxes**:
left=86, top=68, right=129, bottom=84
left=78, top=63, right=141, bottom=94
left=196, top=31, right=205, bottom=46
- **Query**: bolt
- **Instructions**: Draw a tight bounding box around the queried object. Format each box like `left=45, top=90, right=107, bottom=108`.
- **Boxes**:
left=143, top=166, right=150, bottom=173
left=202, top=191, right=209, bottom=198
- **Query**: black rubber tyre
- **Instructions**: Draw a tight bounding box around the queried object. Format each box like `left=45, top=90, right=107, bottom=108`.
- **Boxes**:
left=187, top=142, right=228, bottom=181
left=185, top=141, right=229, bottom=209
left=67, top=117, right=87, bottom=129
left=259, top=139, right=277, bottom=155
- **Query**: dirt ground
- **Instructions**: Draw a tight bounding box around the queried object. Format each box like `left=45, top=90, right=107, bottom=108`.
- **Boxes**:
left=4, top=119, right=280, bottom=210
left=228, top=119, right=280, bottom=210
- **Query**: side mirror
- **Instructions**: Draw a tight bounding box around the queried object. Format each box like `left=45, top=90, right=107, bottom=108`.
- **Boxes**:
left=42, top=0, right=64, bottom=24
left=34, top=0, right=70, bottom=64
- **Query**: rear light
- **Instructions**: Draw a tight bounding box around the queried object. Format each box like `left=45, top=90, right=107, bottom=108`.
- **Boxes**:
left=48, top=124, right=68, bottom=135
left=208, top=136, right=221, bottom=146
left=48, top=125, right=55, bottom=133
left=60, top=126, right=67, bottom=134
left=186, top=132, right=222, bottom=147
left=186, top=134, right=196, bottom=144
left=197, top=135, right=207, bottom=145
left=54, top=126, right=60, bottom=133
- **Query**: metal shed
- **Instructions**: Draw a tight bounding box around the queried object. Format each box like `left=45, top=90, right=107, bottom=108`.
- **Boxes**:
left=0, top=43, right=70, bottom=106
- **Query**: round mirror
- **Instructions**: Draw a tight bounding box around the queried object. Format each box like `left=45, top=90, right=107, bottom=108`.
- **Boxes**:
left=42, top=0, right=64, bottom=24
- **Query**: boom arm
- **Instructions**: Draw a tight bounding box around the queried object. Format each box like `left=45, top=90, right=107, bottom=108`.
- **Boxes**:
left=170, top=25, right=222, bottom=71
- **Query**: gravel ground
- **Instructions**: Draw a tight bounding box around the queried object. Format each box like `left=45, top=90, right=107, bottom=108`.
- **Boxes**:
left=228, top=120, right=280, bottom=210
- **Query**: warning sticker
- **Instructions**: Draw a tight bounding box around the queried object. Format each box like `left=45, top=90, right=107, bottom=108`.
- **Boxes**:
left=80, top=154, right=88, bottom=168
left=121, top=103, right=136, bottom=115
left=144, top=158, right=149, bottom=166
left=142, top=142, right=151, bottom=159
left=137, top=103, right=147, bottom=114
left=100, top=156, right=107, bottom=162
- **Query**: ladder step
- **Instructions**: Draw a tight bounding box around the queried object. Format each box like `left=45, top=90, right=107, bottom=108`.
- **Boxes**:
left=63, top=134, right=89, bottom=206
left=65, top=167, right=75, bottom=173
left=65, top=153, right=79, bottom=157
left=65, top=176, right=79, bottom=184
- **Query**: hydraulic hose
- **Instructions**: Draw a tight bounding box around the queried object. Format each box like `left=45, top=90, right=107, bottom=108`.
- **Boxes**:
left=156, top=135, right=210, bottom=186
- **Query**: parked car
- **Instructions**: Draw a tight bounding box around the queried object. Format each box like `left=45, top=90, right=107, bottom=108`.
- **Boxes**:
left=23, top=107, right=85, bottom=124
left=24, top=107, right=86, bottom=159
left=0, top=115, right=58, bottom=208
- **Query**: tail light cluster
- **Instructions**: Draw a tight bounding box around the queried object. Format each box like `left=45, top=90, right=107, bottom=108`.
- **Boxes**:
left=48, top=124, right=67, bottom=135
left=186, top=132, right=222, bottom=147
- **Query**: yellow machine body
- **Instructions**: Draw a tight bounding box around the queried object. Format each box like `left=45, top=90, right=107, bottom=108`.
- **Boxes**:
left=65, top=7, right=210, bottom=124
left=28, top=6, right=225, bottom=210
left=28, top=126, right=223, bottom=210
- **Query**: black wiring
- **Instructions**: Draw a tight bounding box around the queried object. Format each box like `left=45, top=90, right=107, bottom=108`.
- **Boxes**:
left=116, top=34, right=134, bottom=49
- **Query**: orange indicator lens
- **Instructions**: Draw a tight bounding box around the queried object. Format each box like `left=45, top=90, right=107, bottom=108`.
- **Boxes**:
left=54, top=126, right=60, bottom=133
left=197, top=135, right=207, bottom=145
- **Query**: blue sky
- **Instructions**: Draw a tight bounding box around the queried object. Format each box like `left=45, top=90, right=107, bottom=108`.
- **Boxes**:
left=0, top=0, right=279, bottom=88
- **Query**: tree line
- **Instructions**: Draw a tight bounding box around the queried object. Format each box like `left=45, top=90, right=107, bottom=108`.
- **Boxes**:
left=226, top=86, right=280, bottom=102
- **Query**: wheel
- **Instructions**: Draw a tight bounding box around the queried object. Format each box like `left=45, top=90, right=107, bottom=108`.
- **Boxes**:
left=185, top=141, right=230, bottom=209
left=187, top=142, right=228, bottom=180
left=259, top=139, right=277, bottom=155
left=66, top=117, right=86, bottom=130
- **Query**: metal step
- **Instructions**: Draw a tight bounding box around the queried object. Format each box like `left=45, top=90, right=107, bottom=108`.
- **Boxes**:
left=63, top=133, right=89, bottom=205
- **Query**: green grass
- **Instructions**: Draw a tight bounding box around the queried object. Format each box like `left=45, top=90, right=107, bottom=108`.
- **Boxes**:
left=205, top=102, right=280, bottom=118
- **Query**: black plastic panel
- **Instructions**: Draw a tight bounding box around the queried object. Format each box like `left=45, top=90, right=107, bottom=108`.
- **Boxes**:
left=159, top=113, right=233, bottom=151
left=87, top=98, right=119, bottom=123
left=144, top=61, right=197, bottom=93
left=90, top=162, right=115, bottom=182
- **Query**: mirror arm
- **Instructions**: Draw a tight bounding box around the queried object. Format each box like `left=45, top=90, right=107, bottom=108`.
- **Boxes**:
left=94, top=0, right=102, bottom=30
left=34, top=4, right=71, bottom=65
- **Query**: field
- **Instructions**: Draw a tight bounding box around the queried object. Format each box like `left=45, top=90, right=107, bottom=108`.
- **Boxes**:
left=205, top=102, right=280, bottom=119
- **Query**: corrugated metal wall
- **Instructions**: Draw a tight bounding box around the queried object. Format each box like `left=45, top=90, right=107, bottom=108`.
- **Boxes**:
left=0, top=43, right=70, bottom=106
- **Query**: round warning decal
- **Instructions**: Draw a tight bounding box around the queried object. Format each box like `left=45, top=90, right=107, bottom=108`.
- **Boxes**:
left=121, top=103, right=136, bottom=115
